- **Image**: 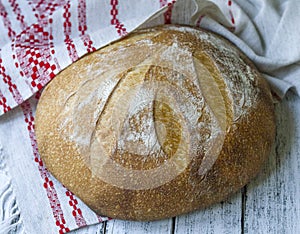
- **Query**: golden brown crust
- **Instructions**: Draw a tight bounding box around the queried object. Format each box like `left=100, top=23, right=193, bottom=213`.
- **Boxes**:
left=35, top=25, right=276, bottom=221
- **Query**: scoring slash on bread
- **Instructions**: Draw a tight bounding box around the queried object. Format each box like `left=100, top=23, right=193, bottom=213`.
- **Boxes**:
left=35, top=25, right=276, bottom=221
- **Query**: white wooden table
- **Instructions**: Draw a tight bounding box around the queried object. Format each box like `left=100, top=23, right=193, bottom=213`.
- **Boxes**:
left=66, top=91, right=300, bottom=234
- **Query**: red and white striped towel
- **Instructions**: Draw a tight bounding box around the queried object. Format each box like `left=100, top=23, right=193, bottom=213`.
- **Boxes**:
left=0, top=0, right=299, bottom=233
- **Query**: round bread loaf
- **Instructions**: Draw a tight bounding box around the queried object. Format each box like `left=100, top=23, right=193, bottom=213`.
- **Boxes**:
left=35, top=25, right=276, bottom=221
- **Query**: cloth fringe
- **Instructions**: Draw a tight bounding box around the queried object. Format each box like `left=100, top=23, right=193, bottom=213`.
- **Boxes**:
left=0, top=146, right=23, bottom=234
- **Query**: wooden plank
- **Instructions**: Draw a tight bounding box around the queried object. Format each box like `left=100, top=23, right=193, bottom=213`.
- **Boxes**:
left=174, top=191, right=242, bottom=234
left=105, top=218, right=173, bottom=234
left=70, top=222, right=105, bottom=234
left=244, top=92, right=300, bottom=234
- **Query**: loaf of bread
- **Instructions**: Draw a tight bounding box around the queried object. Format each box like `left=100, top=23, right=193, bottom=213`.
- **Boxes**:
left=35, top=25, right=276, bottom=221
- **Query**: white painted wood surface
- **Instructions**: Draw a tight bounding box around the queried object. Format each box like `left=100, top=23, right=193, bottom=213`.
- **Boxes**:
left=244, top=92, right=300, bottom=234
left=70, top=92, right=300, bottom=234
left=106, top=219, right=174, bottom=234
left=174, top=191, right=242, bottom=234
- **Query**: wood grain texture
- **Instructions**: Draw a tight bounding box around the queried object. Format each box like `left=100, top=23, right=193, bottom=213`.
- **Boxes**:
left=71, top=222, right=105, bottom=234
left=244, top=92, right=300, bottom=234
left=174, top=191, right=242, bottom=234
left=105, top=218, right=173, bottom=234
